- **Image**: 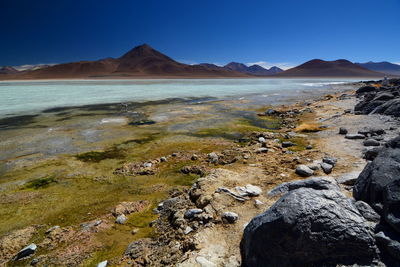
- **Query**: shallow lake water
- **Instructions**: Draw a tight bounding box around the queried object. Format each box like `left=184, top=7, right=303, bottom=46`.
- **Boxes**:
left=0, top=78, right=356, bottom=117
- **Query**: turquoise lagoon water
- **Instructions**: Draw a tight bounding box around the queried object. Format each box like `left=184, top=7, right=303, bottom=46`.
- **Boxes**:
left=0, top=79, right=356, bottom=117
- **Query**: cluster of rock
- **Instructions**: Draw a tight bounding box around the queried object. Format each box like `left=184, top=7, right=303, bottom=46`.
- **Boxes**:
left=295, top=156, right=337, bottom=177
left=355, top=79, right=400, bottom=117
left=241, top=134, right=400, bottom=266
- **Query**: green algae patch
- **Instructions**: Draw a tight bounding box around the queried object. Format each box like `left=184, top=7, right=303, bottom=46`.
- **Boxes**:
left=76, top=147, right=125, bottom=163
left=22, top=176, right=57, bottom=190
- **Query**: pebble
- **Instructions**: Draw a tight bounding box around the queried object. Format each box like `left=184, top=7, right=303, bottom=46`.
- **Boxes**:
left=208, top=152, right=219, bottom=163
left=115, top=214, right=127, bottom=224
left=322, top=157, right=337, bottom=166
left=184, top=208, right=203, bottom=219
left=258, top=137, right=266, bottom=143
left=256, top=148, right=268, bottom=153
left=222, top=211, right=239, bottom=224
left=363, top=139, right=381, bottom=147
left=196, top=256, right=217, bottom=267
left=295, top=165, right=314, bottom=177
left=184, top=226, right=194, bottom=235
left=13, top=243, right=37, bottom=261
left=339, top=127, right=348, bottom=135
left=282, top=141, right=296, bottom=148
left=30, top=258, right=39, bottom=265
left=171, top=153, right=177, bottom=157
left=191, top=154, right=199, bottom=160
left=143, top=162, right=152, bottom=168
left=97, top=260, right=108, bottom=267
left=254, top=199, right=264, bottom=208
left=236, top=184, right=262, bottom=197
left=320, top=162, right=333, bottom=174
left=160, top=156, right=167, bottom=162
left=306, top=145, right=313, bottom=150
left=45, top=225, right=60, bottom=234
left=345, top=134, right=366, bottom=139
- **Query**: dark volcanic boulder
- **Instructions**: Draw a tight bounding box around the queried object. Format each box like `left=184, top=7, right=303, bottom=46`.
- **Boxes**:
left=354, top=136, right=400, bottom=215
left=356, top=85, right=377, bottom=95
left=373, top=99, right=400, bottom=117
left=241, top=186, right=378, bottom=267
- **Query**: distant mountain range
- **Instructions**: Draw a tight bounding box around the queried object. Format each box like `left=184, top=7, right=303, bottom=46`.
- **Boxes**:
left=0, top=44, right=397, bottom=79
left=197, top=62, right=283, bottom=76
left=356, top=61, right=400, bottom=76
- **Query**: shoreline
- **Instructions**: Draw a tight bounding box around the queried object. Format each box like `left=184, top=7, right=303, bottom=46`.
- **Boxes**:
left=2, top=80, right=398, bottom=265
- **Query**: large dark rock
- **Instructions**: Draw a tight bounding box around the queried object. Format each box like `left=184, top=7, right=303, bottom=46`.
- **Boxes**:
left=373, top=98, right=400, bottom=117
left=356, top=85, right=377, bottom=94
left=354, top=136, right=400, bottom=216
left=241, top=184, right=378, bottom=267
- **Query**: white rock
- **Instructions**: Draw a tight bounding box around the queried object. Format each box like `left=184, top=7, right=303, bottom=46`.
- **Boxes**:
left=143, top=162, right=152, bottom=168
left=97, top=260, right=108, bottom=267
left=115, top=214, right=127, bottom=224
left=196, top=256, right=217, bottom=267
left=258, top=137, right=266, bottom=143
left=236, top=184, right=262, bottom=197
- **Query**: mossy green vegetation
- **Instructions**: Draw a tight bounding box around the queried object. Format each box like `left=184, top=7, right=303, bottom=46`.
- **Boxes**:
left=22, top=176, right=57, bottom=190
left=76, top=147, right=125, bottom=162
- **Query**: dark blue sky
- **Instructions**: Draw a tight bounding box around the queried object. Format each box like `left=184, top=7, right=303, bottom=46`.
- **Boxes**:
left=1, top=0, right=399, bottom=68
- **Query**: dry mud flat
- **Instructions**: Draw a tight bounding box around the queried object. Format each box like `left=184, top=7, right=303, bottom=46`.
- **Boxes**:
left=2, top=83, right=399, bottom=266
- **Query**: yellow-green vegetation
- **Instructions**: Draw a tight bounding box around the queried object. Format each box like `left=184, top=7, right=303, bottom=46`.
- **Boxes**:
left=22, top=176, right=58, bottom=190
left=192, top=117, right=281, bottom=140
left=0, top=102, right=287, bottom=265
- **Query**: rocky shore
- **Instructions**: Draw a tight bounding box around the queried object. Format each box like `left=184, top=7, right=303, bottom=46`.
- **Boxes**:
left=2, top=79, right=400, bottom=266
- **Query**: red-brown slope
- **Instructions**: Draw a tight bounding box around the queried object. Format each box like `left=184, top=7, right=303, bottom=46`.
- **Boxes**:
left=275, top=59, right=384, bottom=77
left=3, top=44, right=248, bottom=79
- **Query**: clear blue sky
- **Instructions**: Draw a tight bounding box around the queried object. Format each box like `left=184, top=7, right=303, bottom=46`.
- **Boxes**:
left=1, top=0, right=399, bottom=68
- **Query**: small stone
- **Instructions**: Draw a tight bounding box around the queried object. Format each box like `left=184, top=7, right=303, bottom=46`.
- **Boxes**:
left=363, top=139, right=381, bottom=147
left=45, top=225, right=60, bottom=234
left=337, top=173, right=358, bottom=185
left=256, top=148, right=268, bottom=153
left=236, top=184, right=262, bottom=197
left=222, top=211, right=239, bottom=224
left=295, top=165, right=314, bottom=177
left=171, top=153, right=177, bottom=157
left=345, top=134, right=366, bottom=139
left=30, top=258, right=39, bottom=265
left=160, top=156, right=167, bottom=162
left=208, top=152, right=219, bottom=163
left=307, top=163, right=320, bottom=171
left=184, top=208, right=203, bottom=219
left=13, top=243, right=37, bottom=261
left=254, top=199, right=264, bottom=208
left=339, top=127, right=348, bottom=135
left=265, top=109, right=277, bottom=115
left=322, top=157, right=337, bottom=166
left=258, top=137, right=266, bottom=143
left=191, top=154, right=199, bottom=160
left=131, top=228, right=139, bottom=235
left=282, top=141, right=296, bottom=148
left=184, top=226, right=193, bottom=235
left=320, top=162, right=333, bottom=174
left=196, top=256, right=217, bottom=267
left=143, top=162, right=152, bottom=168
left=306, top=145, right=313, bottom=150
left=97, top=260, right=108, bottom=267
left=115, top=214, right=127, bottom=224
